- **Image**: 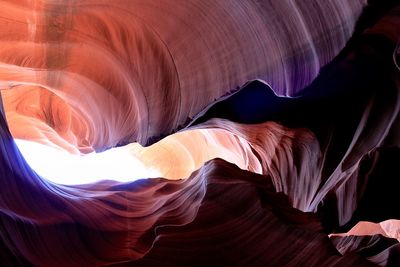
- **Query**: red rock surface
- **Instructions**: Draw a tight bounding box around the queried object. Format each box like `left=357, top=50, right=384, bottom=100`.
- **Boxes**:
left=0, top=1, right=399, bottom=266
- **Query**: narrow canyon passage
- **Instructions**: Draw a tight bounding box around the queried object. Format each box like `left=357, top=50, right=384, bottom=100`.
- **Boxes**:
left=0, top=0, right=399, bottom=266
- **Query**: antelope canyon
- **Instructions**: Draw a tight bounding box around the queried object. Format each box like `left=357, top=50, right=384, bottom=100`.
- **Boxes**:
left=0, top=0, right=399, bottom=266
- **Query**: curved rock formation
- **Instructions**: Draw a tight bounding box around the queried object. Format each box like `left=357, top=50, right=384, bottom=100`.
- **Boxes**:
left=1, top=0, right=366, bottom=150
left=0, top=0, right=399, bottom=266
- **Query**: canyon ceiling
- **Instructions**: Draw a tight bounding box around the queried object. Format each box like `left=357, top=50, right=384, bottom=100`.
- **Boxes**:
left=0, top=0, right=399, bottom=266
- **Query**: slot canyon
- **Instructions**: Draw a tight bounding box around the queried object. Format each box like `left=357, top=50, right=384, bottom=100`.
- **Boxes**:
left=0, top=0, right=399, bottom=266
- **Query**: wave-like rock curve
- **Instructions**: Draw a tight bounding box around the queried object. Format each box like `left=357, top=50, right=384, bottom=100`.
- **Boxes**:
left=0, top=1, right=399, bottom=266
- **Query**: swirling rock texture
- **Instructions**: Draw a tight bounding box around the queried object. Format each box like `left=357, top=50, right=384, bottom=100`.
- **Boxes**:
left=0, top=0, right=399, bottom=266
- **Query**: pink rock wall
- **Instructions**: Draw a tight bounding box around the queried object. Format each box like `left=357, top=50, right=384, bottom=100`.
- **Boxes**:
left=0, top=1, right=399, bottom=266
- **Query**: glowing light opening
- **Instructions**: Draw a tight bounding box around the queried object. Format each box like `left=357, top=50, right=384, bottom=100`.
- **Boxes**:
left=14, top=139, right=161, bottom=185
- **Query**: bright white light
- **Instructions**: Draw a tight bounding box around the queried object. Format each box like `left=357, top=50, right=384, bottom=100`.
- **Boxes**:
left=14, top=139, right=161, bottom=185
